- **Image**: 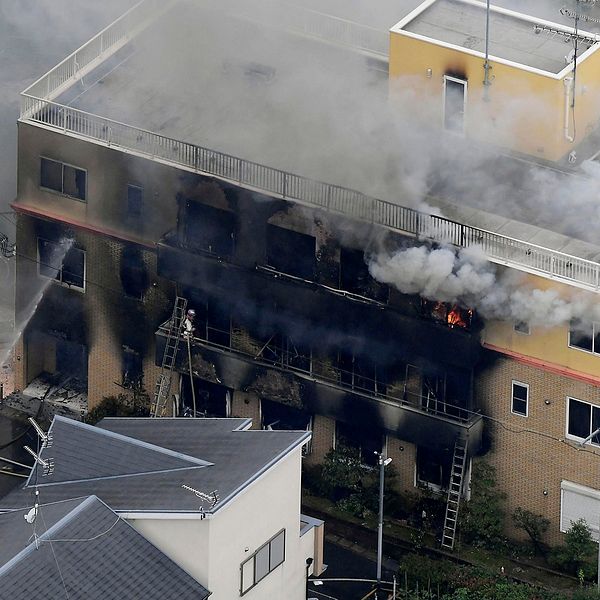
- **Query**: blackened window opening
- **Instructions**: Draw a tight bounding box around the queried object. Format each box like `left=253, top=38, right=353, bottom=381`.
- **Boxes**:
left=255, top=333, right=311, bottom=373
left=421, top=299, right=473, bottom=330
left=38, top=238, right=85, bottom=290
left=266, top=225, right=315, bottom=280
left=261, top=399, right=311, bottom=431
left=122, top=345, right=143, bottom=389
left=127, top=184, right=143, bottom=227
left=417, top=446, right=453, bottom=490
left=183, top=201, right=235, bottom=257
left=339, top=247, right=388, bottom=302
left=338, top=351, right=386, bottom=396
left=336, top=421, right=383, bottom=467
left=194, top=302, right=232, bottom=347
left=120, top=246, right=148, bottom=300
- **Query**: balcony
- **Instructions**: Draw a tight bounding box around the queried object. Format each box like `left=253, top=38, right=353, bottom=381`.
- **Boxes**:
left=157, top=236, right=482, bottom=371
left=155, top=320, right=484, bottom=452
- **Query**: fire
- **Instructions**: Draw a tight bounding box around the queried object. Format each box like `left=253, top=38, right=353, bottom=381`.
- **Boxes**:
left=446, top=305, right=473, bottom=329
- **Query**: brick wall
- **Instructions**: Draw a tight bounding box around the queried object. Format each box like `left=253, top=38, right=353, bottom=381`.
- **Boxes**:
left=386, top=436, right=417, bottom=494
left=231, top=391, right=261, bottom=428
left=477, top=355, right=600, bottom=544
left=304, top=415, right=335, bottom=465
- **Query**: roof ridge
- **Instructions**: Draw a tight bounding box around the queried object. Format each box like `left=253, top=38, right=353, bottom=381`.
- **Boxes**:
left=51, top=416, right=213, bottom=467
left=0, top=495, right=96, bottom=578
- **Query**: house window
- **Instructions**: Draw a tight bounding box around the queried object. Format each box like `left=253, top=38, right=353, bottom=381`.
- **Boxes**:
left=37, top=237, right=85, bottom=291
left=127, top=184, right=143, bottom=218
left=416, top=446, right=453, bottom=491
left=40, top=157, right=86, bottom=201
left=511, top=381, right=529, bottom=417
left=240, top=529, right=285, bottom=595
left=120, top=245, right=148, bottom=300
left=569, top=321, right=600, bottom=354
left=514, top=321, right=530, bottom=335
left=443, top=75, right=467, bottom=134
left=567, top=397, right=600, bottom=445
left=339, top=247, right=389, bottom=302
left=561, top=481, right=600, bottom=541
left=183, top=201, right=235, bottom=257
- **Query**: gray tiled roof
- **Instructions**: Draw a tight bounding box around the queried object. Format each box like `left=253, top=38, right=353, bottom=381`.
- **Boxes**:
left=0, top=495, right=211, bottom=599
left=0, top=417, right=309, bottom=514
left=34, top=416, right=210, bottom=486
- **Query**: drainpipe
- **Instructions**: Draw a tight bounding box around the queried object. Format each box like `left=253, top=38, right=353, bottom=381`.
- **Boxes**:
left=564, top=76, right=575, bottom=143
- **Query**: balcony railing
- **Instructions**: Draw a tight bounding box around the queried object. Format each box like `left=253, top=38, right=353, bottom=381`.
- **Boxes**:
left=20, top=96, right=600, bottom=293
left=158, top=320, right=476, bottom=424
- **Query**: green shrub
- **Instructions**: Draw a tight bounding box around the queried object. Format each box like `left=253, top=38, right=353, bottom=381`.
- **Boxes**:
left=512, top=508, right=549, bottom=555
left=549, top=519, right=597, bottom=579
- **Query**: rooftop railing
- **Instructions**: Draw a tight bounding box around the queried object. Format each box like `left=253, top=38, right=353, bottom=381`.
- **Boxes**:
left=20, top=94, right=600, bottom=293
left=22, top=0, right=175, bottom=104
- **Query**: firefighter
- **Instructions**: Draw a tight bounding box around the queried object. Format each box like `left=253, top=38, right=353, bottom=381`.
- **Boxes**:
left=182, top=308, right=196, bottom=338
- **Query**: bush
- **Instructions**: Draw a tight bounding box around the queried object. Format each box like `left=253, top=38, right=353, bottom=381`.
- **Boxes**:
left=512, top=508, right=550, bottom=555
left=549, top=519, right=597, bottom=579
left=460, top=462, right=506, bottom=548
left=319, top=444, right=367, bottom=501
left=85, top=392, right=151, bottom=425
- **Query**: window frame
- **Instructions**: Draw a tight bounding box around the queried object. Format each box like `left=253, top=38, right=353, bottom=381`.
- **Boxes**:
left=566, top=396, right=600, bottom=446
left=127, top=183, right=143, bottom=219
left=240, top=529, right=286, bottom=596
left=511, top=380, right=529, bottom=417
left=40, top=156, right=87, bottom=202
left=514, top=321, right=530, bottom=335
left=442, top=75, right=467, bottom=135
left=37, top=237, right=86, bottom=293
left=568, top=321, right=600, bottom=355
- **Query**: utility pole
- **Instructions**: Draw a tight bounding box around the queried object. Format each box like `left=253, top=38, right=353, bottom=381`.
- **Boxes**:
left=375, top=451, right=392, bottom=598
left=483, top=0, right=492, bottom=101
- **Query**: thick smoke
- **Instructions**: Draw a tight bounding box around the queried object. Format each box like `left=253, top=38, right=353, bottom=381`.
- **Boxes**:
left=369, top=244, right=600, bottom=328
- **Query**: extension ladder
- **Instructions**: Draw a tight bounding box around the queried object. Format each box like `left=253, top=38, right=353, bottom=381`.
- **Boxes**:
left=441, top=436, right=468, bottom=551
left=151, top=296, right=188, bottom=417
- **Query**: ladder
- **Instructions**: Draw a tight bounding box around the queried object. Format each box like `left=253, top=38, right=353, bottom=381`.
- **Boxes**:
left=441, top=436, right=468, bottom=551
left=151, top=296, right=188, bottom=417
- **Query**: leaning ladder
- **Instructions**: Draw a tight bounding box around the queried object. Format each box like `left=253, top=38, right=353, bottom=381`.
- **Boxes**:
left=151, top=296, right=188, bottom=417
left=441, top=436, right=468, bottom=551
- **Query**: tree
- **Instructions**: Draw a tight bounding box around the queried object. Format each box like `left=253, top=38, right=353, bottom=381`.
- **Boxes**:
left=460, top=462, right=506, bottom=548
left=85, top=391, right=151, bottom=425
left=512, top=508, right=550, bottom=555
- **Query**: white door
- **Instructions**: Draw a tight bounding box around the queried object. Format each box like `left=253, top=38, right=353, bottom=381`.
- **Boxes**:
left=443, top=76, right=467, bottom=134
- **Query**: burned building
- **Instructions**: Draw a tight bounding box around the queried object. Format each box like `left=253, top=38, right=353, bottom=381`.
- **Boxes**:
left=12, top=0, right=600, bottom=547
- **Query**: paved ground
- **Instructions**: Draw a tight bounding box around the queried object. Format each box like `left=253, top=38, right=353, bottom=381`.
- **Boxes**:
left=309, top=538, right=399, bottom=600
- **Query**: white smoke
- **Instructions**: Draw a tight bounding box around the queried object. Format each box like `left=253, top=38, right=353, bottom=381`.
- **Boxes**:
left=368, top=244, right=600, bottom=328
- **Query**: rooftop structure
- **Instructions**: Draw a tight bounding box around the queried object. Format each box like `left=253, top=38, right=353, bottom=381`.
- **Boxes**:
left=18, top=0, right=600, bottom=293
left=0, top=495, right=211, bottom=599
left=394, top=0, right=599, bottom=75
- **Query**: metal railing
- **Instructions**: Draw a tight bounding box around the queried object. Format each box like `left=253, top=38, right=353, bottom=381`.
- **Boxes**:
left=20, top=95, right=600, bottom=292
left=157, top=321, right=476, bottom=424
left=22, top=0, right=174, bottom=103
left=275, top=4, right=388, bottom=57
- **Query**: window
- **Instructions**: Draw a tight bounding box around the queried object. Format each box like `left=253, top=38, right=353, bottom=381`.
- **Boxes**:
left=120, top=245, right=148, bottom=300
left=127, top=184, right=143, bottom=219
left=37, top=237, right=85, bottom=291
left=339, top=247, right=388, bottom=302
left=514, top=321, right=530, bottom=335
left=338, top=351, right=386, bottom=396
left=569, top=321, right=600, bottom=354
left=240, top=530, right=285, bottom=595
left=40, top=158, right=86, bottom=201
left=416, top=446, right=453, bottom=491
left=266, top=225, right=315, bottom=280
left=122, top=345, right=143, bottom=389
left=511, top=381, right=529, bottom=417
left=567, top=397, right=600, bottom=445
left=561, top=481, right=600, bottom=541
left=443, top=75, right=467, bottom=134
left=183, top=201, right=235, bottom=257
left=336, top=421, right=383, bottom=468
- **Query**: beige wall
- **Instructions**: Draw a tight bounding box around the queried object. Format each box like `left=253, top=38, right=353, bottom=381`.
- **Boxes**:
left=128, top=448, right=311, bottom=600
left=477, top=356, right=600, bottom=544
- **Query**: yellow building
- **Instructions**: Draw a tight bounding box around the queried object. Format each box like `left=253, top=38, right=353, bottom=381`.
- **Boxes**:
left=389, top=0, right=600, bottom=162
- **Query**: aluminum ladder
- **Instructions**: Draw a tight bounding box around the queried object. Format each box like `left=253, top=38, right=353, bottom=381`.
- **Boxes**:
left=441, top=436, right=468, bottom=551
left=151, top=296, right=187, bottom=417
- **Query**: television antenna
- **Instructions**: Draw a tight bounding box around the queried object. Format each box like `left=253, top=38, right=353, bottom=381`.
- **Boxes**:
left=24, top=446, right=54, bottom=476
left=28, top=417, right=52, bottom=448
left=181, top=484, right=220, bottom=517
